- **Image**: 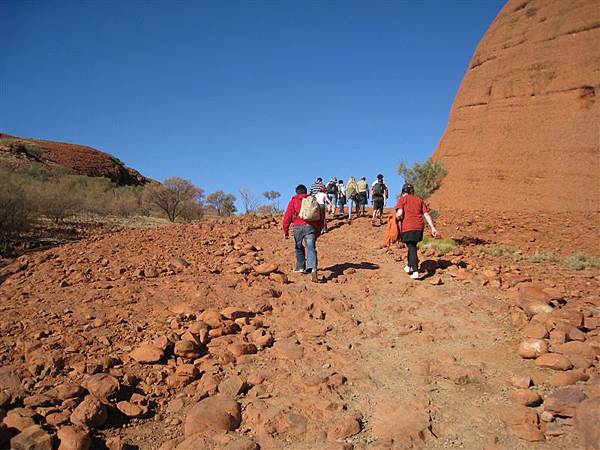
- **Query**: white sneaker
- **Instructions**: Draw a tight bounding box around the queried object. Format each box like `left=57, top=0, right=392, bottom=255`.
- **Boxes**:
left=403, top=265, right=411, bottom=273
left=410, top=271, right=420, bottom=280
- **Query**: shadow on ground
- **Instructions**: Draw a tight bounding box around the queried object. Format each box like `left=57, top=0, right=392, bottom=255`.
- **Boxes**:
left=322, top=261, right=380, bottom=281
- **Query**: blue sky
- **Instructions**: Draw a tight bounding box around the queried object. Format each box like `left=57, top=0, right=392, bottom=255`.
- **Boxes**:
left=1, top=0, right=504, bottom=210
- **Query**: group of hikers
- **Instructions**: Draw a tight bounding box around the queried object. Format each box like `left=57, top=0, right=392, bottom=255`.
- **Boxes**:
left=309, top=174, right=390, bottom=230
left=282, top=176, right=438, bottom=283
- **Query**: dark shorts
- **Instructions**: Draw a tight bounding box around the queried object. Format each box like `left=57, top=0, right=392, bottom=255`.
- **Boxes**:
left=401, top=229, right=424, bottom=243
left=359, top=191, right=368, bottom=205
left=373, top=196, right=384, bottom=210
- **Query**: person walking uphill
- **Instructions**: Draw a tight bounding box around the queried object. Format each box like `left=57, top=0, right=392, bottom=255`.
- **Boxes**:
left=283, top=184, right=324, bottom=283
left=395, top=183, right=438, bottom=280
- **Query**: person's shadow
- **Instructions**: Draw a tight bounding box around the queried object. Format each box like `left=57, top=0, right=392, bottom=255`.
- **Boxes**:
left=321, top=261, right=379, bottom=281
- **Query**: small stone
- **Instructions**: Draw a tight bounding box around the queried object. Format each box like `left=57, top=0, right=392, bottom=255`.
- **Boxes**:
left=535, top=353, right=573, bottom=371
left=517, top=339, right=548, bottom=359
left=509, top=389, right=543, bottom=407
left=548, top=370, right=590, bottom=387
left=227, top=343, right=257, bottom=357
left=269, top=272, right=289, bottom=284
left=57, top=426, right=91, bottom=450
left=540, top=411, right=554, bottom=423
left=116, top=401, right=146, bottom=418
left=174, top=340, right=201, bottom=359
left=171, top=257, right=190, bottom=269
left=511, top=376, right=532, bottom=388
left=255, top=263, right=278, bottom=275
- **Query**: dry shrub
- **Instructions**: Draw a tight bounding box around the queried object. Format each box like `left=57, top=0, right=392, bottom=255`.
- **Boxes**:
left=0, top=170, right=34, bottom=249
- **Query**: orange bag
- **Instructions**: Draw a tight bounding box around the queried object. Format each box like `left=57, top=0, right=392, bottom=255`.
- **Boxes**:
left=384, top=214, right=400, bottom=246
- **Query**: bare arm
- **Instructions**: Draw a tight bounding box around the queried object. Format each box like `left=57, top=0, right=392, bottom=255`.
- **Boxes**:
left=423, top=212, right=438, bottom=237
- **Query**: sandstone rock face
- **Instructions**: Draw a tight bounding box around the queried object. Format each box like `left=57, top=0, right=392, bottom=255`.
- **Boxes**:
left=0, top=133, right=152, bottom=186
left=432, top=0, right=600, bottom=211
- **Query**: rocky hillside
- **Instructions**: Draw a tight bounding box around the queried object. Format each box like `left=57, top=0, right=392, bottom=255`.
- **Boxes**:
left=0, top=133, right=151, bottom=186
left=0, top=212, right=598, bottom=449
left=431, top=0, right=600, bottom=211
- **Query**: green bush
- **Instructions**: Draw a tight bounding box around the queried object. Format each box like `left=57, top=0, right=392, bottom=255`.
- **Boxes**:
left=398, top=159, right=447, bottom=199
left=524, top=251, right=559, bottom=264
left=564, top=252, right=600, bottom=270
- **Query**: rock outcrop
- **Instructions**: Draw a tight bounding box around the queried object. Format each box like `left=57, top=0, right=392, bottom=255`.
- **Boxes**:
left=0, top=133, right=152, bottom=186
left=431, top=0, right=599, bottom=211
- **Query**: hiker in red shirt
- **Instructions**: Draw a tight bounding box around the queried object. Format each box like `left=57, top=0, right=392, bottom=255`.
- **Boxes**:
left=395, top=183, right=438, bottom=280
left=283, top=184, right=324, bottom=283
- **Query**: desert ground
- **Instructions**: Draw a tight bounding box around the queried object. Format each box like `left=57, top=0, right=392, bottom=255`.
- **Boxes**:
left=1, top=210, right=598, bottom=450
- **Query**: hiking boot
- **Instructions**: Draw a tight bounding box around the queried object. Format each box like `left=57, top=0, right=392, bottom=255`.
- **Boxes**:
left=294, top=269, right=307, bottom=273
left=311, top=270, right=319, bottom=283
left=410, top=271, right=420, bottom=280
left=403, top=265, right=411, bottom=273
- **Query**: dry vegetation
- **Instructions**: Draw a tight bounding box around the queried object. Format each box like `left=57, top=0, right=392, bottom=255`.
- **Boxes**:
left=0, top=168, right=242, bottom=256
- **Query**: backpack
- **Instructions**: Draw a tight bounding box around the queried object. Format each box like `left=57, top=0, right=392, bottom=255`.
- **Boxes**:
left=299, top=196, right=321, bottom=221
left=373, top=182, right=385, bottom=197
left=327, top=181, right=337, bottom=195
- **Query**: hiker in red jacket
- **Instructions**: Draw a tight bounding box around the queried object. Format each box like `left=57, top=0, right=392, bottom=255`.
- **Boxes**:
left=283, top=184, right=324, bottom=283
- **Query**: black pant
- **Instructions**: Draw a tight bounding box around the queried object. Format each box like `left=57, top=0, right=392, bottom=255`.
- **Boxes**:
left=406, top=241, right=419, bottom=271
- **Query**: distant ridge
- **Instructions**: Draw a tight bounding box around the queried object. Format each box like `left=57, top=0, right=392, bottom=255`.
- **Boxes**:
left=0, top=132, right=152, bottom=186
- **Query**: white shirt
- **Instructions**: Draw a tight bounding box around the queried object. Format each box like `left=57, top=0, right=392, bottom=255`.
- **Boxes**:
left=314, top=192, right=328, bottom=205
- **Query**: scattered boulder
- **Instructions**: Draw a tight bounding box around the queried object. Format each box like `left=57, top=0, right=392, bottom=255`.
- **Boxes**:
left=174, top=340, right=202, bottom=359
left=47, top=383, right=86, bottom=401
left=82, top=373, right=120, bottom=399
left=184, top=395, right=241, bottom=437
left=255, top=263, right=278, bottom=275
left=70, top=396, right=108, bottom=428
left=521, top=321, right=548, bottom=339
left=130, top=343, right=164, bottom=363
left=535, top=354, right=573, bottom=371
left=10, top=425, right=53, bottom=450
left=116, top=401, right=147, bottom=418
left=57, top=426, right=91, bottom=450
left=3, top=408, right=37, bottom=432
left=549, top=370, right=590, bottom=387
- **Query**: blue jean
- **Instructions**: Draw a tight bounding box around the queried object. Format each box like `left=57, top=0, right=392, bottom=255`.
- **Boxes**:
left=337, top=199, right=346, bottom=215
left=293, top=224, right=318, bottom=272
left=348, top=199, right=358, bottom=219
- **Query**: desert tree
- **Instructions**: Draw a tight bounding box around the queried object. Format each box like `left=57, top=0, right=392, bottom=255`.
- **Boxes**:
left=206, top=190, right=237, bottom=216
left=239, top=188, right=259, bottom=214
left=262, top=190, right=281, bottom=213
left=146, top=177, right=204, bottom=222
left=397, top=159, right=447, bottom=200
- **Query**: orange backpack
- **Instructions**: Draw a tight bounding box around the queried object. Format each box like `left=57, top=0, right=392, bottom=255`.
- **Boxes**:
left=384, top=214, right=400, bottom=246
